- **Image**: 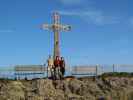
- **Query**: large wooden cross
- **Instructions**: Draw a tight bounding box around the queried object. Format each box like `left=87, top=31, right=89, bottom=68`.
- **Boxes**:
left=42, top=12, right=71, bottom=59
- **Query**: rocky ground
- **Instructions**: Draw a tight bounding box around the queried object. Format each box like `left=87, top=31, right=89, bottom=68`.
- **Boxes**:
left=0, top=76, right=133, bottom=100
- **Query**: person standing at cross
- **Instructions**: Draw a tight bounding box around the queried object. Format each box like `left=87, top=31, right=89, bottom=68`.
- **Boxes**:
left=47, top=55, right=54, bottom=78
left=60, top=57, right=65, bottom=78
left=54, top=56, right=61, bottom=79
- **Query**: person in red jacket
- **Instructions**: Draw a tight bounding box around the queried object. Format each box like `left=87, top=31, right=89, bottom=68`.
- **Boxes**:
left=54, top=56, right=60, bottom=67
left=60, top=57, right=65, bottom=77
left=54, top=56, right=60, bottom=79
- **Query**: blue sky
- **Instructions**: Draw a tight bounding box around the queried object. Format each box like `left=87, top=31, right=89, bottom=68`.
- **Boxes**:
left=0, top=0, right=133, bottom=66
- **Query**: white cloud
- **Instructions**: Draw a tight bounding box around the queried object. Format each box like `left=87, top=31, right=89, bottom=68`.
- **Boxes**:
left=130, top=18, right=133, bottom=25
left=59, top=10, right=119, bottom=25
left=128, top=17, right=133, bottom=29
left=0, top=30, right=14, bottom=33
left=59, top=0, right=82, bottom=5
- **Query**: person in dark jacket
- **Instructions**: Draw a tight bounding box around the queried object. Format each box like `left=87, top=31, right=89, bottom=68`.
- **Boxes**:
left=60, top=57, right=65, bottom=77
